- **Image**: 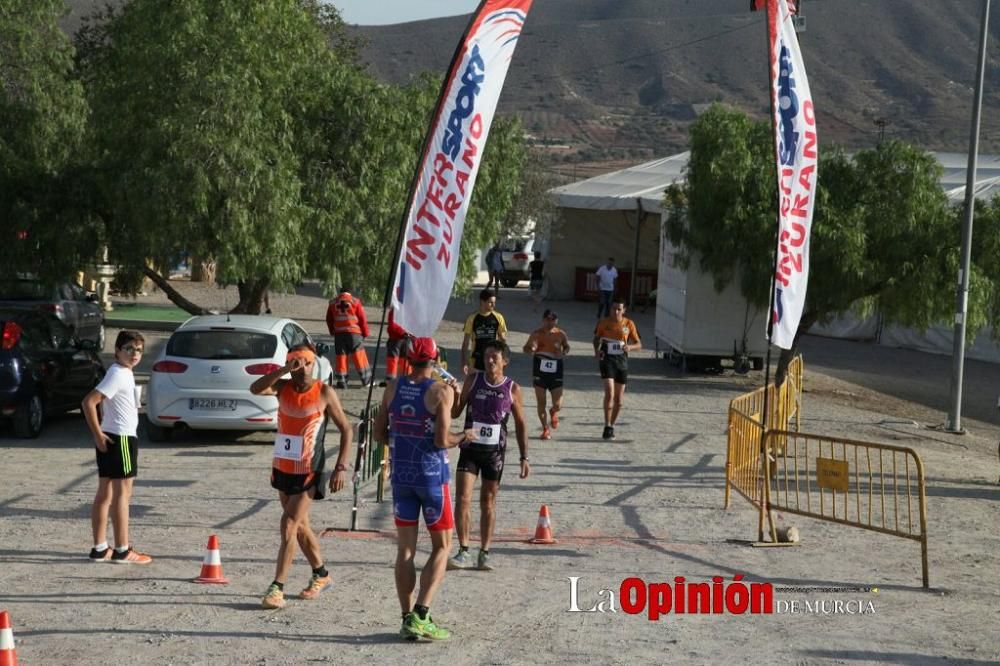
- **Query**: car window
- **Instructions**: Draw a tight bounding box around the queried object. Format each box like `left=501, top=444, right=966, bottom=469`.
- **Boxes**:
left=166, top=331, right=278, bottom=360
left=17, top=315, right=56, bottom=351
left=68, top=283, right=87, bottom=301
left=289, top=324, right=309, bottom=349
left=0, top=280, right=49, bottom=300
left=499, top=238, right=528, bottom=252
left=58, top=284, right=75, bottom=300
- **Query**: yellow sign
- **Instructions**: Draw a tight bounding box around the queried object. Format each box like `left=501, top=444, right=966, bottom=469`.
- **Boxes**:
left=816, top=457, right=849, bottom=493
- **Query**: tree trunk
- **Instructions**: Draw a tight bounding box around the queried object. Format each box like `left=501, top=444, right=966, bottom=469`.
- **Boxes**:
left=190, top=256, right=216, bottom=283
left=230, top=279, right=270, bottom=314
left=774, top=310, right=819, bottom=387
left=142, top=267, right=211, bottom=315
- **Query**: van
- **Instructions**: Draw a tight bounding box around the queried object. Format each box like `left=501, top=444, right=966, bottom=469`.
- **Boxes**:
left=498, top=236, right=548, bottom=287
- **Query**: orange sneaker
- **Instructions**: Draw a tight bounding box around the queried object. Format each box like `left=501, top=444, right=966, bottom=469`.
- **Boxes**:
left=299, top=574, right=332, bottom=600
left=549, top=408, right=559, bottom=430
left=541, top=427, right=552, bottom=440
left=110, top=547, right=152, bottom=564
left=262, top=583, right=286, bottom=609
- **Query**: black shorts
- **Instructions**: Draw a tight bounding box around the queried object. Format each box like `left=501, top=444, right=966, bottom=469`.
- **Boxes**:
left=271, top=468, right=325, bottom=499
left=532, top=356, right=564, bottom=391
left=334, top=332, right=363, bottom=355
left=599, top=355, right=628, bottom=384
left=95, top=433, right=139, bottom=479
left=456, top=446, right=506, bottom=483
left=471, top=352, right=485, bottom=372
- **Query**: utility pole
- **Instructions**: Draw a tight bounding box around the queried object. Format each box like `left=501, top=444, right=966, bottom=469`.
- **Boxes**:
left=946, top=0, right=991, bottom=434
left=874, top=118, right=889, bottom=145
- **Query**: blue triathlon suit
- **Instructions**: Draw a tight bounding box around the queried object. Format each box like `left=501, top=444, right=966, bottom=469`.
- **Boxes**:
left=389, top=377, right=453, bottom=531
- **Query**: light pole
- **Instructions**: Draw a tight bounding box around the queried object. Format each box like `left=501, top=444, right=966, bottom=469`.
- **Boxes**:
left=946, top=0, right=991, bottom=434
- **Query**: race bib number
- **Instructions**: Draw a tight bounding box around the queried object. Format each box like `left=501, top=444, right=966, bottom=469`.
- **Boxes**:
left=472, top=421, right=501, bottom=446
left=273, top=433, right=304, bottom=461
left=540, top=358, right=559, bottom=373
left=605, top=339, right=624, bottom=355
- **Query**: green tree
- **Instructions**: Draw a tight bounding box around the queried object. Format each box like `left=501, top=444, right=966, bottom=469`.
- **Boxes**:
left=664, top=104, right=989, bottom=374
left=0, top=0, right=96, bottom=283
left=77, top=0, right=527, bottom=314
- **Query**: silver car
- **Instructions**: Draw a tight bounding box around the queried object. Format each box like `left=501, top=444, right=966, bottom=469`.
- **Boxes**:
left=144, top=315, right=333, bottom=441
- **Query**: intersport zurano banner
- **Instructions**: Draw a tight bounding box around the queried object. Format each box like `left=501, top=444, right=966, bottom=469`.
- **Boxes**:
left=391, top=0, right=533, bottom=337
left=767, top=0, right=817, bottom=349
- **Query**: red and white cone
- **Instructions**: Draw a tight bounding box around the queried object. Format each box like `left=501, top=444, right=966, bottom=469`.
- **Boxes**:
left=529, top=505, right=558, bottom=544
left=194, top=535, right=229, bottom=584
left=0, top=610, right=18, bottom=666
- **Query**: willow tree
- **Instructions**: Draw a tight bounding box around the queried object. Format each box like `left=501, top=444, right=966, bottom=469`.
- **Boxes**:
left=0, top=0, right=96, bottom=282
left=664, top=104, right=992, bottom=371
left=78, top=0, right=527, bottom=313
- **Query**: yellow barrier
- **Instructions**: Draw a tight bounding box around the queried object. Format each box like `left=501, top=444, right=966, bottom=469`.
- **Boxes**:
left=764, top=430, right=929, bottom=588
left=725, top=356, right=803, bottom=510
left=723, top=355, right=930, bottom=588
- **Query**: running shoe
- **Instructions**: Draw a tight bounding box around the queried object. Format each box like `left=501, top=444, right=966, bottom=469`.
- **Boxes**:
left=602, top=425, right=613, bottom=440
left=402, top=612, right=451, bottom=641
left=608, top=426, right=616, bottom=440
left=299, top=574, right=332, bottom=600
left=110, top=547, right=152, bottom=564
left=88, top=547, right=112, bottom=562
left=549, top=408, right=559, bottom=430
left=477, top=549, right=493, bottom=572
left=541, top=427, right=552, bottom=440
left=335, top=380, right=347, bottom=389
left=447, top=549, right=474, bottom=570
left=261, top=583, right=286, bottom=609
left=399, top=613, right=418, bottom=640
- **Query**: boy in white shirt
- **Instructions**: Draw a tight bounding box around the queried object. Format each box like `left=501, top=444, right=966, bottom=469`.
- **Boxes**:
left=594, top=257, right=618, bottom=318
left=82, top=330, right=152, bottom=563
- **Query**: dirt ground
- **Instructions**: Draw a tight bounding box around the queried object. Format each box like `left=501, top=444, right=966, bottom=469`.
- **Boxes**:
left=1, top=282, right=998, bottom=665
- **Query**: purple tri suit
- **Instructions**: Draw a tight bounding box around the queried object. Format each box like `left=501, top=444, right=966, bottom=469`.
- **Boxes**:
left=458, top=373, right=514, bottom=483
left=388, top=377, right=454, bottom=531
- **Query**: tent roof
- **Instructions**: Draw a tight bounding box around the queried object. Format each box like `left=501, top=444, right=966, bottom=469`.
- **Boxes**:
left=551, top=151, right=1000, bottom=211
left=550, top=153, right=689, bottom=213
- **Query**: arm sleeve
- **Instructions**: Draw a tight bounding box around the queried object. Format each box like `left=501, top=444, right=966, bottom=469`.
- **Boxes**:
left=463, top=314, right=475, bottom=336
left=495, top=312, right=507, bottom=336
left=94, top=366, right=123, bottom=399
left=355, top=299, right=370, bottom=337
left=325, top=302, right=336, bottom=335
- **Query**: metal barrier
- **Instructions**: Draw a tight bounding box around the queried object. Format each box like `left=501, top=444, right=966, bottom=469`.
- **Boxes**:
left=723, top=355, right=930, bottom=588
left=349, top=405, right=387, bottom=531
left=764, top=430, right=929, bottom=588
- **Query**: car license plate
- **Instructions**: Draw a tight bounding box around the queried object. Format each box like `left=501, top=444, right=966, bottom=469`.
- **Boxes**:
left=189, top=398, right=237, bottom=411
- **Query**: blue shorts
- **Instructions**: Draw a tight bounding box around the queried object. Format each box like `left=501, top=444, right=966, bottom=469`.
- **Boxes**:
left=392, top=483, right=454, bottom=532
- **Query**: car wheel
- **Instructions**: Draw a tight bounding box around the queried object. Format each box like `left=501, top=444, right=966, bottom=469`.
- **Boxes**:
left=13, top=394, right=44, bottom=439
left=143, top=414, right=173, bottom=443
left=501, top=278, right=520, bottom=288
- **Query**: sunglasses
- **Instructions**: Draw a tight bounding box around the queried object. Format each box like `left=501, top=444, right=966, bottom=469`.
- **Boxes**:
left=121, top=345, right=144, bottom=354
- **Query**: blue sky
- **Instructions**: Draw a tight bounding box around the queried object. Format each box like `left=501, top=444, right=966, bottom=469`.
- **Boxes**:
left=325, top=1, right=481, bottom=26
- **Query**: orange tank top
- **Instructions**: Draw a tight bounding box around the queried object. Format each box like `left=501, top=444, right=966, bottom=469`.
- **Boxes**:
left=534, top=327, right=565, bottom=358
left=274, top=381, right=325, bottom=475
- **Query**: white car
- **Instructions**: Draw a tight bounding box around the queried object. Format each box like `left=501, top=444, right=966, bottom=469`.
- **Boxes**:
left=144, top=315, right=333, bottom=441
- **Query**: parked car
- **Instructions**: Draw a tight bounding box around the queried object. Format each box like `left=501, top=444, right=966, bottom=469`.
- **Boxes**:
left=498, top=236, right=547, bottom=287
left=0, top=277, right=106, bottom=351
left=145, top=315, right=334, bottom=441
left=0, top=308, right=105, bottom=438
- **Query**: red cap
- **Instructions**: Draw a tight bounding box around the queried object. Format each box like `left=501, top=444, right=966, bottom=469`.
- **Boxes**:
left=406, top=337, right=438, bottom=363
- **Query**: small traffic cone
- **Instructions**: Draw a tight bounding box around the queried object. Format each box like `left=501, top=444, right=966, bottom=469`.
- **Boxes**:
left=529, top=505, right=558, bottom=544
left=194, top=535, right=229, bottom=584
left=0, top=610, right=18, bottom=666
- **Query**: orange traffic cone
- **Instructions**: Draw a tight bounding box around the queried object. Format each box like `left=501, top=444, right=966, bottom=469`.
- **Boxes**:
left=0, top=610, right=18, bottom=666
left=194, top=534, right=229, bottom=584
left=529, top=505, right=558, bottom=544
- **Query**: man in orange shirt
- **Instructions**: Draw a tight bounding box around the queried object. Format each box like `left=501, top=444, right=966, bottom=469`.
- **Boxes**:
left=593, top=301, right=642, bottom=440
left=522, top=310, right=570, bottom=440
left=250, top=343, right=353, bottom=609
left=326, top=287, right=372, bottom=388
